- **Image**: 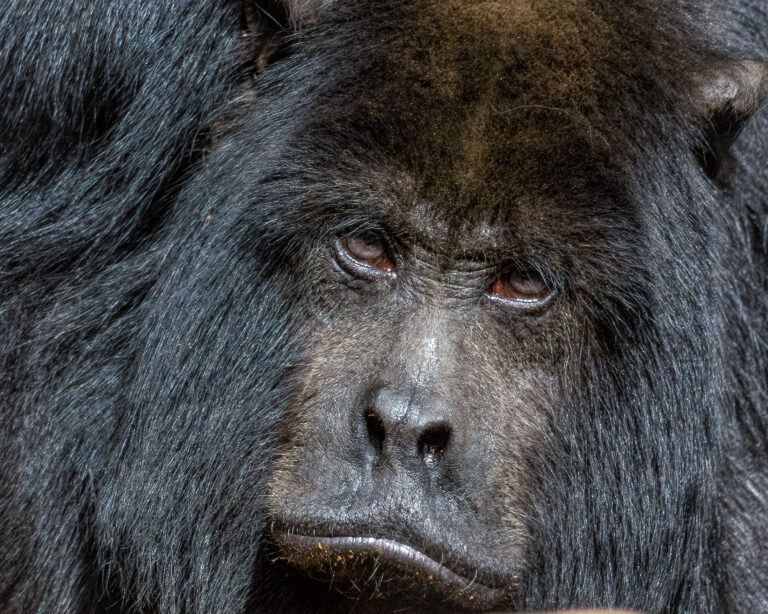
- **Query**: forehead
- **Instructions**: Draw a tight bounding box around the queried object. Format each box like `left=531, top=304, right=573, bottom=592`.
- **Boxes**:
left=288, top=0, right=670, bottom=251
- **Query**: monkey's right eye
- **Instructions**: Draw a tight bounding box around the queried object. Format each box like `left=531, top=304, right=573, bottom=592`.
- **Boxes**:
left=339, top=231, right=396, bottom=272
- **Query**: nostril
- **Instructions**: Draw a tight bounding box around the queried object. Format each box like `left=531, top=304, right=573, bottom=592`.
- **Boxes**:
left=365, top=409, right=385, bottom=454
left=417, top=423, right=451, bottom=465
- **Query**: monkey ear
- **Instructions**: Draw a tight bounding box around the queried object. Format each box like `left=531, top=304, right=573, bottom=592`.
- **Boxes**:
left=243, top=1, right=327, bottom=71
left=692, top=59, right=768, bottom=181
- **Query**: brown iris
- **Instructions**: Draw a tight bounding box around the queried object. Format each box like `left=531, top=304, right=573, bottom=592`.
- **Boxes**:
left=340, top=231, right=395, bottom=272
left=490, top=269, right=551, bottom=303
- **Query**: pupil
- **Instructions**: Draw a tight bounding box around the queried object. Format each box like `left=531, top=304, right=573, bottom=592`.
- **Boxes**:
left=359, top=231, right=379, bottom=246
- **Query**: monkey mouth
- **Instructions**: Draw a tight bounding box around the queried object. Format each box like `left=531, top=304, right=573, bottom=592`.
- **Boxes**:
left=273, top=530, right=509, bottom=611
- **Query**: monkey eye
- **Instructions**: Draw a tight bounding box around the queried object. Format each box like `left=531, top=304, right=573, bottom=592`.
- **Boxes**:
left=339, top=231, right=396, bottom=272
left=489, top=268, right=552, bottom=304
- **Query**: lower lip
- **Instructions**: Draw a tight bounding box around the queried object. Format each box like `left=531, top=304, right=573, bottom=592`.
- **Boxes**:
left=274, top=533, right=504, bottom=610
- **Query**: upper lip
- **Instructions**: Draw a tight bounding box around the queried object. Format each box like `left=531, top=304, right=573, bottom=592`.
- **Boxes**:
left=272, top=525, right=511, bottom=610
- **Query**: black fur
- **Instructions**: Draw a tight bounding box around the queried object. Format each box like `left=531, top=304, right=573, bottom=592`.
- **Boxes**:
left=1, top=1, right=767, bottom=613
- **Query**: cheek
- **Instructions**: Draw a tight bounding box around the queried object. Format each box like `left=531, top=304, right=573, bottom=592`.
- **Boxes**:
left=442, top=319, right=567, bottom=499
left=453, top=356, right=559, bottom=499
left=268, top=320, right=386, bottom=499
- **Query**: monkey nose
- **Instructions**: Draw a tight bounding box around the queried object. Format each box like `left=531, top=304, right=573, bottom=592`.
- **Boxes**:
left=360, top=387, right=454, bottom=467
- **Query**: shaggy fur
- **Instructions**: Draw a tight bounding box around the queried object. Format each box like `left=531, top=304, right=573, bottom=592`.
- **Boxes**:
left=1, top=1, right=767, bottom=613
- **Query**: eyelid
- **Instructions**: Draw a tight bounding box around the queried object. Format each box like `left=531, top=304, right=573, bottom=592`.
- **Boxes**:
left=486, top=265, right=557, bottom=308
left=334, top=235, right=397, bottom=276
left=485, top=288, right=556, bottom=311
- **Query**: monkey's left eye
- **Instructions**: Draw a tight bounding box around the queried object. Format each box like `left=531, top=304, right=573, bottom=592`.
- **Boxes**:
left=489, top=269, right=552, bottom=304
left=339, top=231, right=396, bottom=272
